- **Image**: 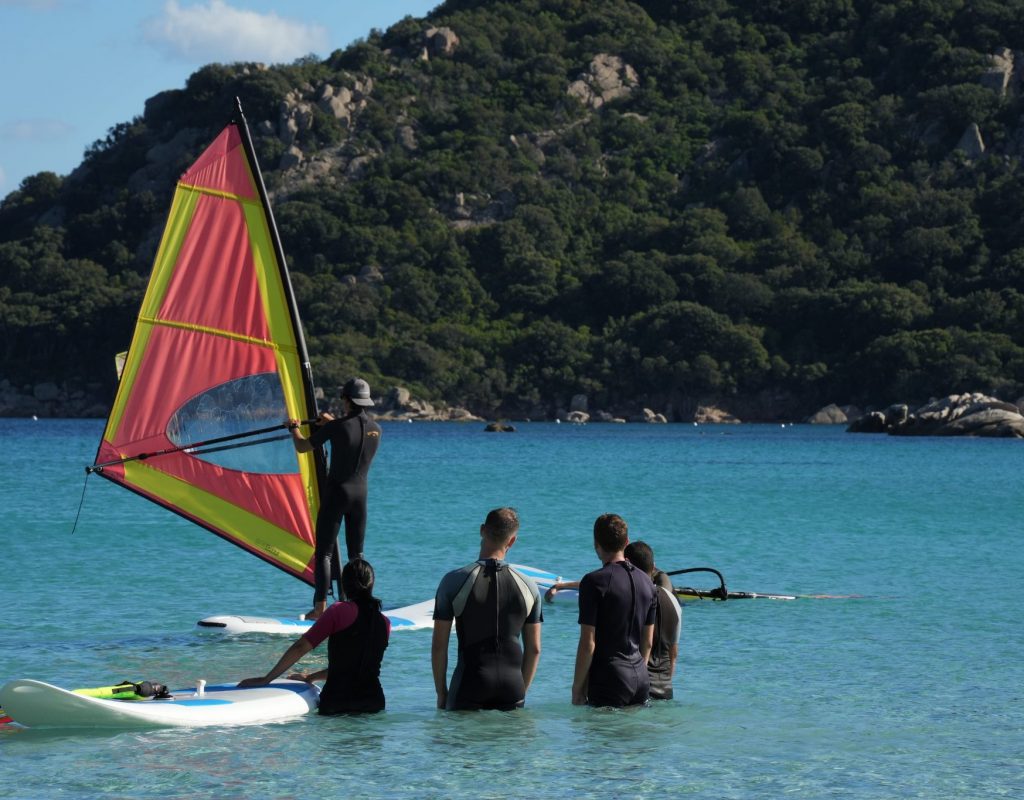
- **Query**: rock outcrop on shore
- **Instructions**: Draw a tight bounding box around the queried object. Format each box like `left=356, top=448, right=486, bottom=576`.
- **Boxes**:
left=806, top=403, right=863, bottom=424
left=355, top=386, right=484, bottom=422
left=847, top=393, right=1024, bottom=438
left=694, top=405, right=741, bottom=424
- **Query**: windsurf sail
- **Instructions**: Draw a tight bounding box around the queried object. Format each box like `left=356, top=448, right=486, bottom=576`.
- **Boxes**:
left=89, top=100, right=322, bottom=585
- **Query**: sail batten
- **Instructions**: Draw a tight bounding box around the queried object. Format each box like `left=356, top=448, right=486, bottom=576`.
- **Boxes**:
left=178, top=181, right=259, bottom=204
left=92, top=110, right=321, bottom=586
left=135, top=315, right=299, bottom=351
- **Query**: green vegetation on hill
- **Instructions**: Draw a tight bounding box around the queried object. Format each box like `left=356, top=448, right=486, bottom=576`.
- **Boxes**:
left=3, top=0, right=1024, bottom=418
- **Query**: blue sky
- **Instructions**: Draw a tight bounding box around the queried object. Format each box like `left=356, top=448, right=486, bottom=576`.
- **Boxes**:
left=0, top=0, right=440, bottom=198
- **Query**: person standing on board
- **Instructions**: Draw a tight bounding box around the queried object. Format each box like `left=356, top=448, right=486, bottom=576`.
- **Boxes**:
left=289, top=377, right=382, bottom=620
left=238, top=558, right=389, bottom=714
left=623, top=540, right=681, bottom=700
left=431, top=508, right=543, bottom=710
left=571, top=513, right=657, bottom=707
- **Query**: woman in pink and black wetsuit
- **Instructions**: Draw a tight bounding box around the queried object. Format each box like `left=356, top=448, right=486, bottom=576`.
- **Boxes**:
left=238, top=559, right=390, bottom=714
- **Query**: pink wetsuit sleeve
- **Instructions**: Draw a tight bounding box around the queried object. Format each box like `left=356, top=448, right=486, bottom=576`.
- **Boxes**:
left=302, top=601, right=359, bottom=649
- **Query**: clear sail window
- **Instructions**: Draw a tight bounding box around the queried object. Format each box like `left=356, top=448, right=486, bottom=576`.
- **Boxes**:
left=167, top=372, right=298, bottom=474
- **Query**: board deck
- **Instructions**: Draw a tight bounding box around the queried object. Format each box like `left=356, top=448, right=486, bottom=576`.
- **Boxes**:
left=197, top=564, right=562, bottom=635
left=198, top=598, right=436, bottom=635
left=508, top=563, right=560, bottom=590
left=0, top=678, right=319, bottom=729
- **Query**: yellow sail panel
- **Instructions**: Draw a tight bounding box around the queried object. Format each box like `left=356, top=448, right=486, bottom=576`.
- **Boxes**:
left=104, top=187, right=201, bottom=445
left=92, top=121, right=321, bottom=586
left=122, top=460, right=315, bottom=577
left=241, top=199, right=320, bottom=511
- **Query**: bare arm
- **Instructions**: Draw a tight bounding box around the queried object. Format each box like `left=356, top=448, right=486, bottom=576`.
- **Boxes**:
left=290, top=427, right=313, bottom=453
left=290, top=668, right=328, bottom=683
left=431, top=619, right=453, bottom=709
left=238, top=636, right=314, bottom=687
left=520, top=623, right=541, bottom=692
left=640, top=623, right=654, bottom=663
left=288, top=413, right=334, bottom=453
left=572, top=624, right=596, bottom=705
left=544, top=579, right=580, bottom=602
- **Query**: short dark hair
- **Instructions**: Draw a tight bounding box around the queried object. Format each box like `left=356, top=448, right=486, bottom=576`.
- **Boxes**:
left=341, top=558, right=378, bottom=606
left=482, top=507, right=519, bottom=544
left=594, top=513, right=628, bottom=552
left=624, top=540, right=654, bottom=575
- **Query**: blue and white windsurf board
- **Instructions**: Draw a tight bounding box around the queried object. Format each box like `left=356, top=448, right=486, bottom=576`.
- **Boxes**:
left=0, top=678, right=318, bottom=729
left=198, top=598, right=436, bottom=635
left=197, top=565, right=563, bottom=634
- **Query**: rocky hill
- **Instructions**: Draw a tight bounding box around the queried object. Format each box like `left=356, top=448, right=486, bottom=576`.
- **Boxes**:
left=2, top=0, right=1024, bottom=420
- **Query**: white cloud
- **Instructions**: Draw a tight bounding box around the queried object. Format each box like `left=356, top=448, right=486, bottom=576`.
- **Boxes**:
left=142, top=0, right=329, bottom=64
left=0, top=118, right=75, bottom=141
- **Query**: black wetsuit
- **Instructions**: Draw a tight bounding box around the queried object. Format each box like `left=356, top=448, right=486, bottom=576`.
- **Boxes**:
left=578, top=560, right=658, bottom=707
left=308, top=410, right=381, bottom=602
left=433, top=559, right=543, bottom=711
left=320, top=600, right=389, bottom=714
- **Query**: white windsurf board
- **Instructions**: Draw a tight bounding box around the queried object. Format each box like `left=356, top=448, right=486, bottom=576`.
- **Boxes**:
left=513, top=563, right=578, bottom=603
left=197, top=564, right=562, bottom=635
left=509, top=563, right=560, bottom=591
left=198, top=598, right=436, bottom=635
left=0, top=678, right=318, bottom=729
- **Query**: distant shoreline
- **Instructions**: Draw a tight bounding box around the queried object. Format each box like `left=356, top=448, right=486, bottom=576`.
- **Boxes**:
left=4, top=381, right=1021, bottom=437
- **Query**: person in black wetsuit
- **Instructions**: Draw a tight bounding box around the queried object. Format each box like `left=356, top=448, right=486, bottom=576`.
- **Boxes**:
left=572, top=513, right=657, bottom=707
left=431, top=508, right=543, bottom=711
left=238, top=558, right=390, bottom=714
left=289, top=377, right=382, bottom=620
left=623, top=540, right=682, bottom=700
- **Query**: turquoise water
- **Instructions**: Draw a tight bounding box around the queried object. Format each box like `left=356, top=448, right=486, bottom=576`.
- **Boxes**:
left=1, top=418, right=1022, bottom=799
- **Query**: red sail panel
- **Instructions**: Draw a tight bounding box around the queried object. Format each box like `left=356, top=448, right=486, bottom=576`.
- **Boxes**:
left=94, top=121, right=319, bottom=585
left=158, top=192, right=271, bottom=341
left=181, top=125, right=257, bottom=199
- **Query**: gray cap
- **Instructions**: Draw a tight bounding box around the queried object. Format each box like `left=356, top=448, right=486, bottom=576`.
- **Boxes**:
left=342, top=377, right=374, bottom=407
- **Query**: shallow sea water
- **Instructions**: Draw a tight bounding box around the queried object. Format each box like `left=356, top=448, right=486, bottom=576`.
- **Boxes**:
left=1, top=418, right=1021, bottom=799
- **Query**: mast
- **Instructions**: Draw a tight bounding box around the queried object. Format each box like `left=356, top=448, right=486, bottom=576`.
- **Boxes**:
left=231, top=98, right=327, bottom=489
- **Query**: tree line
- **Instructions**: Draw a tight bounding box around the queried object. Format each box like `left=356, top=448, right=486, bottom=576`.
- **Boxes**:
left=2, top=0, right=1023, bottom=417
